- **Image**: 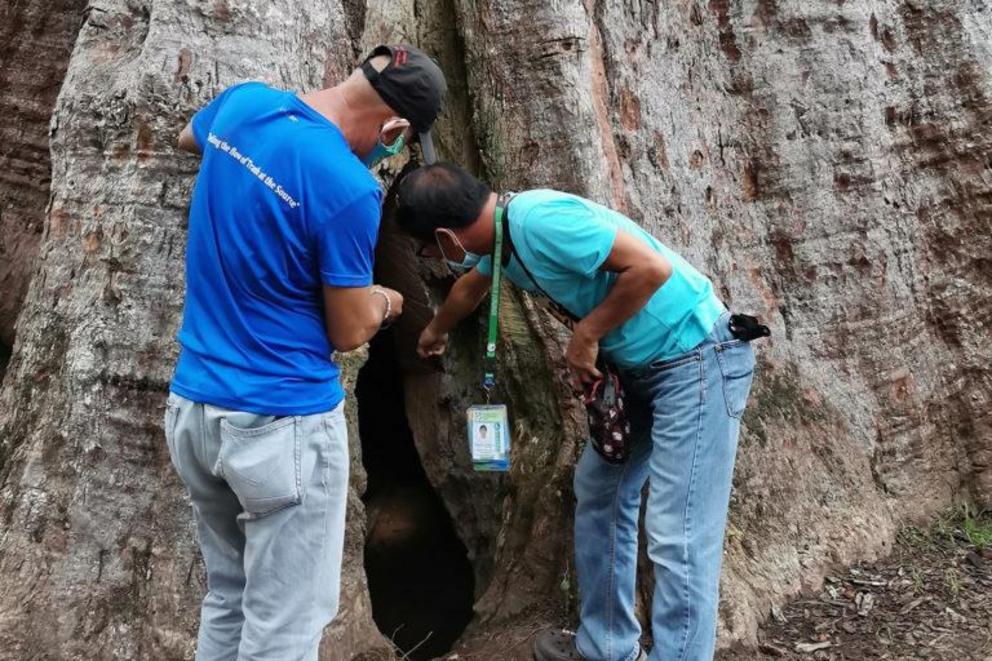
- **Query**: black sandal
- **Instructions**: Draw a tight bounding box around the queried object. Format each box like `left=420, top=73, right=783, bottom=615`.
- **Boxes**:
left=533, top=629, right=584, bottom=661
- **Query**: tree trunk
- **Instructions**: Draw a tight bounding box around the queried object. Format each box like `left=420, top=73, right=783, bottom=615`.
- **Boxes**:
left=0, top=0, right=990, bottom=659
left=0, top=0, right=88, bottom=377
left=0, top=2, right=388, bottom=658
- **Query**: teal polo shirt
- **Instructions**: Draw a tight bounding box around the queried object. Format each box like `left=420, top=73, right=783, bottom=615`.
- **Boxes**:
left=477, top=189, right=725, bottom=368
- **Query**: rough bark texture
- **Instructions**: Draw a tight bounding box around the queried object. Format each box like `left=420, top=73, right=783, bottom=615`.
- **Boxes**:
left=0, top=0, right=88, bottom=372
left=0, top=2, right=388, bottom=659
left=0, top=0, right=990, bottom=659
left=444, top=0, right=992, bottom=652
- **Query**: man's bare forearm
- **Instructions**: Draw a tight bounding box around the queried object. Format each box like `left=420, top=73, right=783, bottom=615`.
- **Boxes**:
left=575, top=264, right=668, bottom=343
left=428, top=271, right=489, bottom=334
left=324, top=285, right=403, bottom=352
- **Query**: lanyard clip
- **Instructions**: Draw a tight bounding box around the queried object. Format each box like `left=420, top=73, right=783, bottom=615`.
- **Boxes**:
left=483, top=372, right=495, bottom=403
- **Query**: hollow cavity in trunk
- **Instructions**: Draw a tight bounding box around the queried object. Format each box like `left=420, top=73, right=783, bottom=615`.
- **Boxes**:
left=357, top=329, right=474, bottom=660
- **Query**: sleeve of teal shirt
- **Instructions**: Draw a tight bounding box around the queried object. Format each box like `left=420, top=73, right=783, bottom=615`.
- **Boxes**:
left=316, top=191, right=382, bottom=287
left=527, top=200, right=618, bottom=279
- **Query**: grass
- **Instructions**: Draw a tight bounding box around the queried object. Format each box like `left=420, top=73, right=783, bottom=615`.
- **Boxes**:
left=911, top=566, right=925, bottom=594
left=943, top=566, right=961, bottom=598
left=961, top=506, right=992, bottom=549
left=898, top=524, right=938, bottom=552
left=898, top=504, right=992, bottom=552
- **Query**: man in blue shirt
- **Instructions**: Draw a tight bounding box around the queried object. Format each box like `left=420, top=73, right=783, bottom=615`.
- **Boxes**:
left=396, top=163, right=759, bottom=661
left=164, top=45, right=446, bottom=660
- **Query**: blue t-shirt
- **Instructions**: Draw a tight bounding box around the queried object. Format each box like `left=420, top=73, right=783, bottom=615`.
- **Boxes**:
left=478, top=190, right=725, bottom=368
left=170, top=82, right=382, bottom=415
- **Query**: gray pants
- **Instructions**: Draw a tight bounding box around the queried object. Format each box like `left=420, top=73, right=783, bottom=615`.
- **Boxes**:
left=164, top=393, right=349, bottom=661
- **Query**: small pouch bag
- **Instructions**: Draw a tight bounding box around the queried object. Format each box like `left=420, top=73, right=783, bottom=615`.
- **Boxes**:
left=583, top=359, right=632, bottom=464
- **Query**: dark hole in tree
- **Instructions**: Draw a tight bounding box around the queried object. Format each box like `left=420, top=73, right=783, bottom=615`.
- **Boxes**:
left=356, top=329, right=474, bottom=660
left=0, top=340, right=10, bottom=383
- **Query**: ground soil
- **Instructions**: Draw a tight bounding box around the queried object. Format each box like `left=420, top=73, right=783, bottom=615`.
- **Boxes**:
left=718, top=512, right=992, bottom=661
left=402, top=512, right=992, bottom=661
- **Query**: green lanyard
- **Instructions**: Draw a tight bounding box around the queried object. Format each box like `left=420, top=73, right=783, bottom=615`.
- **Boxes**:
left=482, top=204, right=505, bottom=394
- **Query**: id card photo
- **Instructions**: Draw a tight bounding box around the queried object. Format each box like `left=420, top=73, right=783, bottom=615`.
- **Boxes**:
left=467, top=404, right=511, bottom=472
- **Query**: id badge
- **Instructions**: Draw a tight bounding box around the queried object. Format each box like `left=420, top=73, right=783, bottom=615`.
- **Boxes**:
left=467, top=404, right=511, bottom=472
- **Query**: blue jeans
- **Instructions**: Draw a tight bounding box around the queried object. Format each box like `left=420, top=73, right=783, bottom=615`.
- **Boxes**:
left=164, top=394, right=350, bottom=661
left=574, top=314, right=755, bottom=661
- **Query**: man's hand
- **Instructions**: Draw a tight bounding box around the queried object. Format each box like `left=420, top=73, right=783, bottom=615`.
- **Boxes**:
left=411, top=268, right=490, bottom=359
left=417, top=322, right=448, bottom=358
left=565, top=323, right=603, bottom=391
left=178, top=121, right=199, bottom=154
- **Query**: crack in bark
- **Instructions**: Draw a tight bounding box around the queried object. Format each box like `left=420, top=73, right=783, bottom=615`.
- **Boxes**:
left=585, top=0, right=629, bottom=212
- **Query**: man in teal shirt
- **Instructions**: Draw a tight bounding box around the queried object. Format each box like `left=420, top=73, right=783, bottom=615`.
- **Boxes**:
left=396, top=163, right=759, bottom=661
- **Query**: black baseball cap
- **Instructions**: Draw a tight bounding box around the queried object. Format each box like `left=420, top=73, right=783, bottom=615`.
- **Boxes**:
left=361, top=44, right=447, bottom=164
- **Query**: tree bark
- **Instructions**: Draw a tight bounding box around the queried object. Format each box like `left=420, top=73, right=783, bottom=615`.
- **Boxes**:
left=0, top=0, right=88, bottom=376
left=0, top=0, right=989, bottom=659
left=0, top=2, right=389, bottom=658
left=443, top=0, right=992, bottom=650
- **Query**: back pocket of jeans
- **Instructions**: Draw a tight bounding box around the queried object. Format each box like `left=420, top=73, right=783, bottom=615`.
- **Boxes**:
left=218, top=416, right=302, bottom=518
left=715, top=340, right=755, bottom=419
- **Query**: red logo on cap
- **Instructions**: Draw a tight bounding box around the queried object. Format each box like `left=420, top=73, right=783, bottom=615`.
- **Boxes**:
left=394, top=48, right=408, bottom=66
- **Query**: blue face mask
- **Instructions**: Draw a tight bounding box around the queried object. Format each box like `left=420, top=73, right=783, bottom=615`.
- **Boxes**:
left=363, top=134, right=405, bottom=168
left=436, top=231, right=482, bottom=273
left=446, top=251, right=482, bottom=273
